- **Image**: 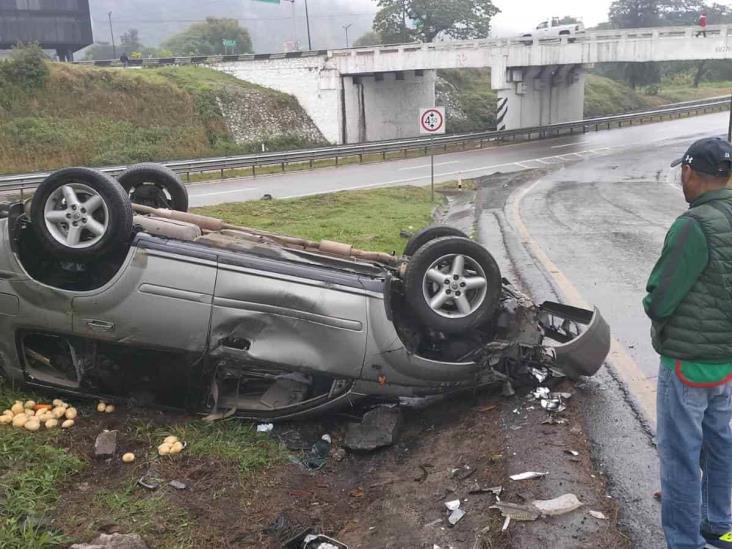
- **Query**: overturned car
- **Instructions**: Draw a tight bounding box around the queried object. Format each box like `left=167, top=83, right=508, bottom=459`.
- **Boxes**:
left=0, top=165, right=611, bottom=419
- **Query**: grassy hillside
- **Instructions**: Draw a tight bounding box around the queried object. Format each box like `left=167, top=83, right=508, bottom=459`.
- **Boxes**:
left=0, top=52, right=325, bottom=175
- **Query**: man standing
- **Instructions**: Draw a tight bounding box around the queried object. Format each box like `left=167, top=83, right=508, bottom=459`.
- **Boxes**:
left=697, top=11, right=708, bottom=37
left=644, top=137, right=732, bottom=549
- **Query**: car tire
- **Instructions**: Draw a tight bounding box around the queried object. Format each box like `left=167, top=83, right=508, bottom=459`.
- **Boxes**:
left=30, top=167, right=133, bottom=261
left=403, top=225, right=469, bottom=256
left=404, top=236, right=502, bottom=334
left=116, top=163, right=188, bottom=212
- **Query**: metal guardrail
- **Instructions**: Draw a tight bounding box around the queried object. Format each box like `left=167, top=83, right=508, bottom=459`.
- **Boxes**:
left=1, top=97, right=729, bottom=193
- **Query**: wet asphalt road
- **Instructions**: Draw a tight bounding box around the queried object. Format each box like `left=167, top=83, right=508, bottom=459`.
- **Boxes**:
left=492, top=115, right=729, bottom=548
left=188, top=111, right=730, bottom=207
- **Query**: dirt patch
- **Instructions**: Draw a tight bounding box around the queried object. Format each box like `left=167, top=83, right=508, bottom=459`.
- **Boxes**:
left=48, top=378, right=630, bottom=548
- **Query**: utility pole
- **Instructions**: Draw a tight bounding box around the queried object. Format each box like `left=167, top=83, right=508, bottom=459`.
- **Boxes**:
left=343, top=23, right=352, bottom=48
left=304, top=0, right=312, bottom=50
left=108, top=11, right=116, bottom=59
left=728, top=91, right=732, bottom=142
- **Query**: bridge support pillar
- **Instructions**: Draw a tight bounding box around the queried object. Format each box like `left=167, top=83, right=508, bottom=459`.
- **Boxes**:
left=342, top=70, right=437, bottom=143
left=495, top=65, right=585, bottom=131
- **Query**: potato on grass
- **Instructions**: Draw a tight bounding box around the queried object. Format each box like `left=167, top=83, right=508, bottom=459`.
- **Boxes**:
left=24, top=419, right=40, bottom=432
left=12, top=414, right=28, bottom=428
left=65, top=407, right=78, bottom=420
left=61, top=419, right=74, bottom=429
left=122, top=453, right=135, bottom=463
left=45, top=418, right=59, bottom=429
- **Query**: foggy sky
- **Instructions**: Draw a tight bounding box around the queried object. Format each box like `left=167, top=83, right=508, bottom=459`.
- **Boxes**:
left=89, top=0, right=613, bottom=53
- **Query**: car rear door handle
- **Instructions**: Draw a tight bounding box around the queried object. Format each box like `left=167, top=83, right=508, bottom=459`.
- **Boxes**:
left=85, top=319, right=115, bottom=332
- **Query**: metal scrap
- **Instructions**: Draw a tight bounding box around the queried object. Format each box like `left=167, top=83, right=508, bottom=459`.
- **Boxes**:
left=510, top=471, right=548, bottom=481
left=302, top=533, right=348, bottom=549
left=468, top=483, right=503, bottom=497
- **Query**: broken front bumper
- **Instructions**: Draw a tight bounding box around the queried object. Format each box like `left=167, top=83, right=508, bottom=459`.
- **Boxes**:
left=539, top=301, right=611, bottom=379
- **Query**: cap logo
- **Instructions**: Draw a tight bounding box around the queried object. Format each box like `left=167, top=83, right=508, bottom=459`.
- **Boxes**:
left=685, top=155, right=694, bottom=163
left=726, top=152, right=731, bottom=159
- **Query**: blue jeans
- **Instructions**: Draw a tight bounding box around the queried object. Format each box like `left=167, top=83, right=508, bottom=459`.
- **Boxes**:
left=657, top=364, right=732, bottom=549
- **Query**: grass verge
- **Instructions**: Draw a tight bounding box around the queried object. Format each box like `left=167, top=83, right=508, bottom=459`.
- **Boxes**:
left=193, top=185, right=445, bottom=254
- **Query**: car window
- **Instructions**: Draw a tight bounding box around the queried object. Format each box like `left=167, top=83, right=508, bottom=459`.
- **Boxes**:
left=537, top=22, right=548, bottom=29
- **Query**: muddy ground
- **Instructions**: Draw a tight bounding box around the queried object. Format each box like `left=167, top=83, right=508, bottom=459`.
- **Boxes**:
left=48, top=380, right=630, bottom=549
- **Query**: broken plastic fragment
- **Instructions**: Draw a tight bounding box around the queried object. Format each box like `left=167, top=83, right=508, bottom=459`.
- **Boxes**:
left=565, top=450, right=580, bottom=457
left=256, top=423, right=274, bottom=433
left=448, top=508, right=465, bottom=525
left=445, top=499, right=461, bottom=511
left=491, top=501, right=541, bottom=522
left=532, top=387, right=550, bottom=400
left=541, top=399, right=567, bottom=413
left=530, top=367, right=549, bottom=383
left=510, top=471, right=548, bottom=481
left=589, top=510, right=608, bottom=520
left=531, top=494, right=583, bottom=516
left=502, top=516, right=511, bottom=531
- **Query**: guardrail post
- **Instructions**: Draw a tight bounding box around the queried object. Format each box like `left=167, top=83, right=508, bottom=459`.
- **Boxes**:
left=281, top=161, right=286, bottom=172
left=335, top=156, right=339, bottom=167
left=310, top=159, right=314, bottom=169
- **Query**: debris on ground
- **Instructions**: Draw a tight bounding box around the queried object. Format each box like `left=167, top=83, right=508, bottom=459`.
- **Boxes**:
left=302, top=533, right=348, bottom=548
left=137, top=471, right=163, bottom=491
left=169, top=480, right=187, bottom=490
left=445, top=499, right=466, bottom=525
left=94, top=430, right=118, bottom=458
left=343, top=406, right=403, bottom=451
left=257, top=423, right=274, bottom=433
left=491, top=501, right=541, bottom=522
left=468, top=483, right=502, bottom=497
left=589, top=510, right=608, bottom=520
left=70, top=533, right=149, bottom=549
left=122, top=452, right=135, bottom=463
left=509, top=471, right=548, bottom=481
left=531, top=494, right=583, bottom=516
left=303, top=434, right=332, bottom=470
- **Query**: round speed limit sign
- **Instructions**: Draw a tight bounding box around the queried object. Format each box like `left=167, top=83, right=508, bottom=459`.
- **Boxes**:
left=419, top=107, right=445, bottom=135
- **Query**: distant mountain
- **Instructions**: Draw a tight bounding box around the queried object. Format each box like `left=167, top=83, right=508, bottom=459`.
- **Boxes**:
left=88, top=0, right=377, bottom=53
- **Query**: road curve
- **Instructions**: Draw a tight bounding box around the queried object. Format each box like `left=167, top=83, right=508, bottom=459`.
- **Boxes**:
left=188, top=111, right=729, bottom=207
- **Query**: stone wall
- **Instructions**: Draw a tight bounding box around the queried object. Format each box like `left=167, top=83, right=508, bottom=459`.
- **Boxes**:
left=216, top=85, right=325, bottom=148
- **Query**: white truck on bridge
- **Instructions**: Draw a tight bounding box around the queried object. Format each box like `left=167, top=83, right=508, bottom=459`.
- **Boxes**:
left=522, top=17, right=585, bottom=42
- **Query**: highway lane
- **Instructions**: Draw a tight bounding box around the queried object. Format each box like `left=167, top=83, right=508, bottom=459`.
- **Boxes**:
left=498, top=122, right=730, bottom=549
left=188, top=111, right=729, bottom=207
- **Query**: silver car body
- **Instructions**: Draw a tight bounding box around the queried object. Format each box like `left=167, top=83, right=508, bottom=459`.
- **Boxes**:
left=0, top=204, right=610, bottom=419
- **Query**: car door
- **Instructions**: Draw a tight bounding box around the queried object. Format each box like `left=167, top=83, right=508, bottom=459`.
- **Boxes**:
left=71, top=237, right=216, bottom=353
left=209, top=252, right=368, bottom=379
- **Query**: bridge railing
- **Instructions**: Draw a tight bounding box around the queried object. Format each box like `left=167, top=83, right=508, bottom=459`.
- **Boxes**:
left=74, top=25, right=732, bottom=69
left=1, top=97, right=728, bottom=194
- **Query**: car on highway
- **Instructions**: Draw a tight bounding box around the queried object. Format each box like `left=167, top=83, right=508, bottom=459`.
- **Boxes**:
left=521, top=17, right=585, bottom=43
left=0, top=165, right=611, bottom=419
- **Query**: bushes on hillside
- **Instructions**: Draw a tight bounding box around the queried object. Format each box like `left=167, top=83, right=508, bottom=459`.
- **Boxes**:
left=0, top=45, right=50, bottom=110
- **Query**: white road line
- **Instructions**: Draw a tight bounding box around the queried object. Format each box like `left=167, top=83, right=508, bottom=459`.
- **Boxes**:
left=515, top=161, right=535, bottom=169
left=550, top=142, right=580, bottom=149
left=398, top=160, right=460, bottom=171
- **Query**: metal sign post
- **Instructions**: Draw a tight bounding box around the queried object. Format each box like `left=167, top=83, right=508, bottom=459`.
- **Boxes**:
left=419, top=107, right=446, bottom=203
left=430, top=136, right=435, bottom=201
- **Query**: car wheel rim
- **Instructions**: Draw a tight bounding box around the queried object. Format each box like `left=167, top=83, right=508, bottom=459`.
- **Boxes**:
left=422, top=253, right=489, bottom=319
left=43, top=183, right=110, bottom=249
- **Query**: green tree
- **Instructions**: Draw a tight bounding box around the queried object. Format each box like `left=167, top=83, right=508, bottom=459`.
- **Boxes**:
left=608, top=1, right=661, bottom=87
left=374, top=0, right=500, bottom=43
left=162, top=17, right=253, bottom=56
left=353, top=31, right=384, bottom=47
left=609, top=0, right=660, bottom=27
left=120, top=28, right=143, bottom=53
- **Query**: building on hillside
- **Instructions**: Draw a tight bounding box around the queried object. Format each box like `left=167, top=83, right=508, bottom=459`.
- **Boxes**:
left=0, top=0, right=93, bottom=61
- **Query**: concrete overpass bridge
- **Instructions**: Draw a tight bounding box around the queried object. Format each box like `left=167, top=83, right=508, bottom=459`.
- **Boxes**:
left=214, top=25, right=732, bottom=143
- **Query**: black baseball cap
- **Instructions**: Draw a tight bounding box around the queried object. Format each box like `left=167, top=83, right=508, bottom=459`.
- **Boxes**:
left=671, top=137, right=732, bottom=177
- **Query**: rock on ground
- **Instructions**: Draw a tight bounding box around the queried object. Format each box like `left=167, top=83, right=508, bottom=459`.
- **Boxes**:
left=343, top=406, right=402, bottom=451
left=94, top=430, right=118, bottom=458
